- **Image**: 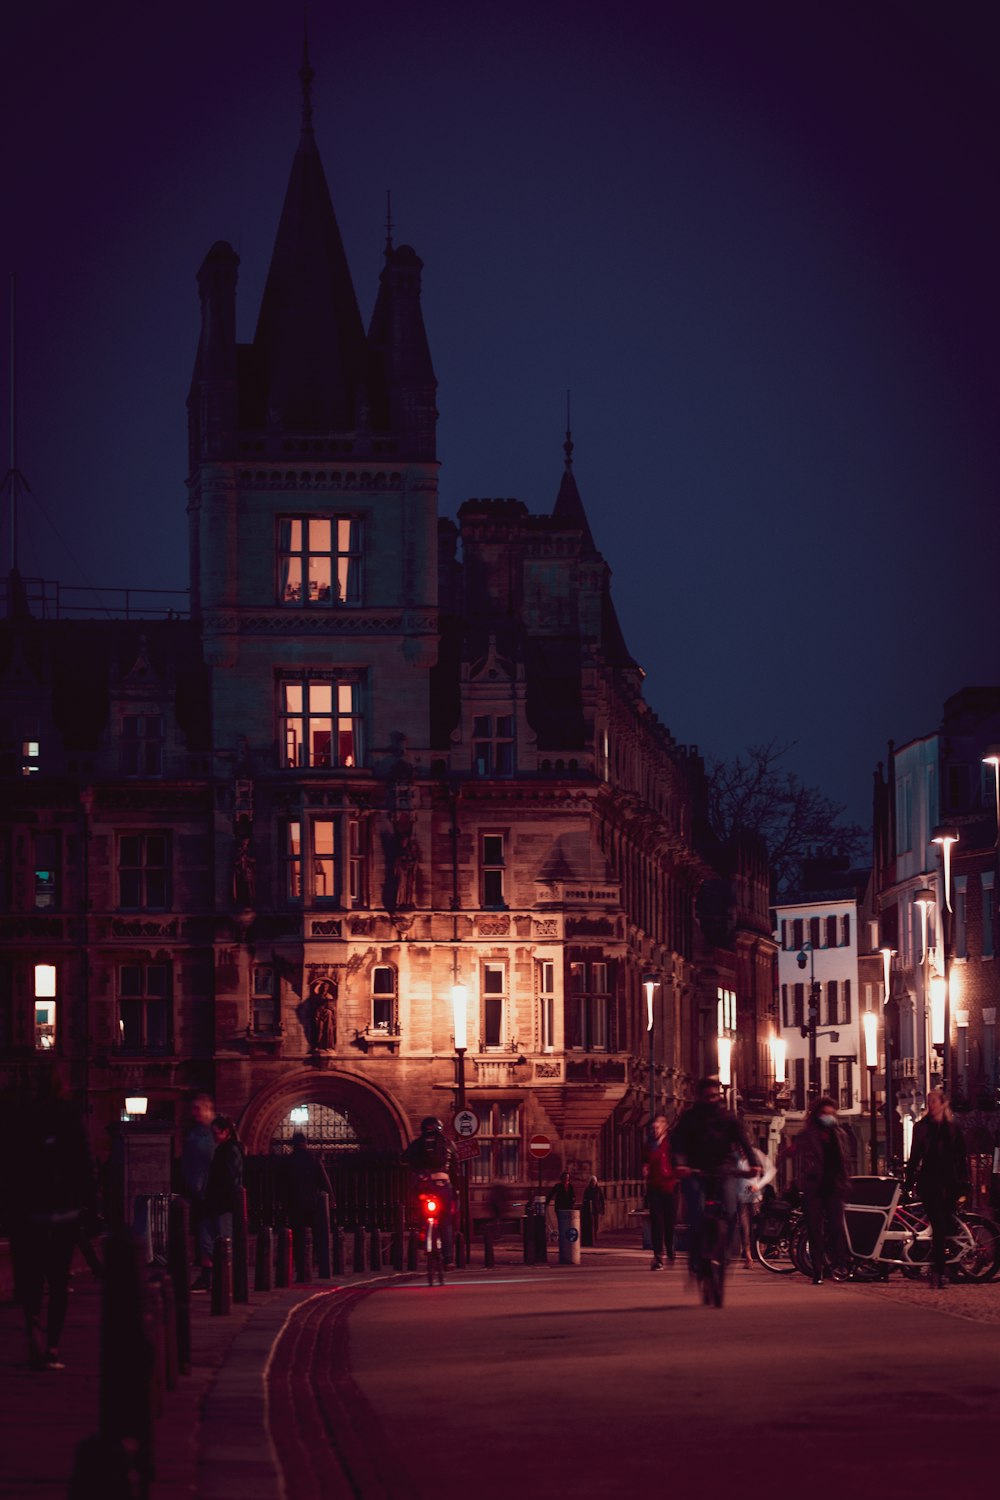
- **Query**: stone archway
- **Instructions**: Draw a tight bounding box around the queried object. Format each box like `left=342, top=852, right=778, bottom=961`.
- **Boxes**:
left=238, top=1068, right=408, bottom=1157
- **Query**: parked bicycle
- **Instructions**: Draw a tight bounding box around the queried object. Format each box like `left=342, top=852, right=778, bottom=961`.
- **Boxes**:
left=752, top=1195, right=803, bottom=1275
left=789, top=1176, right=1000, bottom=1283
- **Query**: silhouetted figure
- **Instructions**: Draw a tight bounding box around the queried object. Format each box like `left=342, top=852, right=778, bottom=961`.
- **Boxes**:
left=905, top=1087, right=969, bottom=1289
left=196, top=1117, right=244, bottom=1293
left=182, top=1093, right=216, bottom=1284
left=283, top=1132, right=335, bottom=1261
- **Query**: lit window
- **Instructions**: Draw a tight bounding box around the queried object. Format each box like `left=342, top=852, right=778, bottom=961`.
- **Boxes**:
left=312, top=819, right=336, bottom=900
left=121, top=715, right=164, bottom=777
left=279, top=678, right=363, bottom=769
left=285, top=817, right=365, bottom=907
left=371, top=966, right=397, bottom=1032
left=34, top=832, right=60, bottom=910
left=472, top=714, right=515, bottom=776
left=538, top=960, right=556, bottom=1051
left=468, top=1101, right=521, bottom=1184
left=277, top=516, right=361, bottom=607
left=21, top=739, right=40, bottom=776
left=481, top=833, right=506, bottom=908
left=118, top=833, right=170, bottom=910
left=118, top=962, right=171, bottom=1054
left=252, top=965, right=278, bottom=1034
left=34, top=964, right=57, bottom=1050
left=348, top=819, right=365, bottom=905
left=286, top=820, right=302, bottom=900
left=482, top=962, right=507, bottom=1049
left=568, top=962, right=612, bottom=1050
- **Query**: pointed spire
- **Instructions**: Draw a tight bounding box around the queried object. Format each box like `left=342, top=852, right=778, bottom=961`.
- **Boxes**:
left=300, top=17, right=315, bottom=134
left=552, top=400, right=597, bottom=555
left=563, top=388, right=574, bottom=470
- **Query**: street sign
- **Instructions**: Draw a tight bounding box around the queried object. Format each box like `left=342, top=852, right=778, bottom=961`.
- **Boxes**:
left=453, top=1108, right=480, bottom=1138
left=453, top=1138, right=481, bottom=1162
left=528, top=1134, right=552, bottom=1160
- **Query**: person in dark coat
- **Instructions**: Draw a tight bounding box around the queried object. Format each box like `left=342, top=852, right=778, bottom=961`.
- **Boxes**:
left=670, top=1078, right=761, bottom=1275
left=583, top=1175, right=607, bottom=1244
left=797, top=1094, right=851, bottom=1284
left=642, top=1114, right=677, bottom=1268
left=195, top=1116, right=244, bottom=1291
left=181, top=1092, right=216, bottom=1280
left=10, top=1064, right=97, bottom=1369
left=545, top=1171, right=575, bottom=1211
left=904, top=1087, right=969, bottom=1289
left=283, top=1131, right=335, bottom=1254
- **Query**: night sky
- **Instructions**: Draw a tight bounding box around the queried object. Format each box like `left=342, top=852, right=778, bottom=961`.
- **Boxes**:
left=5, top=0, right=998, bottom=832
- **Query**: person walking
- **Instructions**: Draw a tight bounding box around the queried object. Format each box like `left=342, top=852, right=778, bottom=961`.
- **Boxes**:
left=181, top=1093, right=216, bottom=1289
left=642, top=1114, right=678, bottom=1269
left=904, top=1087, right=969, bottom=1289
left=582, top=1175, right=606, bottom=1243
left=10, top=1064, right=97, bottom=1370
left=283, top=1131, right=335, bottom=1268
left=545, top=1171, right=574, bottom=1242
left=197, top=1116, right=244, bottom=1292
left=797, top=1094, right=851, bottom=1284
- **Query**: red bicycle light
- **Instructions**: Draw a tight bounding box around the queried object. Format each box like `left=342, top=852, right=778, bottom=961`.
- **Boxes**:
left=425, top=1198, right=438, bottom=1215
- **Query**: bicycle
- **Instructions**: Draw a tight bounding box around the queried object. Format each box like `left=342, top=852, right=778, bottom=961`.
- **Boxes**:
left=684, top=1165, right=756, bottom=1308
left=751, top=1196, right=803, bottom=1275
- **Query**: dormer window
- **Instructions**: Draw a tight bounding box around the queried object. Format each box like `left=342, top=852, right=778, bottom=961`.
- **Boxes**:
left=277, top=516, right=361, bottom=607
left=121, top=714, right=163, bottom=776
left=473, top=715, right=515, bottom=776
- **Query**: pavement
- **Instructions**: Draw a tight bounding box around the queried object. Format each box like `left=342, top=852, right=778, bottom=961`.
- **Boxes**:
left=3, top=1232, right=1000, bottom=1498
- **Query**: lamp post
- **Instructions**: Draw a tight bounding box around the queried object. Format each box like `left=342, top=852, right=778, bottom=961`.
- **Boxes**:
left=862, top=1010, right=878, bottom=1172
left=913, top=886, right=936, bottom=1104
left=451, top=982, right=471, bottom=1246
left=643, top=975, right=660, bottom=1133
left=796, top=942, right=839, bottom=1102
left=880, top=946, right=897, bottom=1169
left=931, top=827, right=959, bottom=1094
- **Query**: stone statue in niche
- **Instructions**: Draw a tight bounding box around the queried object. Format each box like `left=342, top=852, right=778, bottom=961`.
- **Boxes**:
left=232, top=837, right=256, bottom=907
left=391, top=818, right=418, bottom=909
left=311, top=979, right=337, bottom=1052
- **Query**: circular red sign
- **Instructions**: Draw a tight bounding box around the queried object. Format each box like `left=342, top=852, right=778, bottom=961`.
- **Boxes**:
left=528, top=1134, right=552, bottom=1159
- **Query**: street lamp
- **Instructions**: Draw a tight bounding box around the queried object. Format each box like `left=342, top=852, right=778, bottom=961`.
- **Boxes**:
left=862, top=1011, right=879, bottom=1172
left=983, top=752, right=1000, bottom=842
left=124, top=1095, right=148, bottom=1120
left=913, top=886, right=936, bottom=1101
left=932, top=826, right=960, bottom=1092
left=879, top=947, right=897, bottom=1169
left=796, top=942, right=838, bottom=1102
left=451, top=982, right=471, bottom=1245
left=643, top=975, right=659, bottom=1132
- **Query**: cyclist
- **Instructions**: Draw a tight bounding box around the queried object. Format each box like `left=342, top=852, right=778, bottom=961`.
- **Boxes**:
left=670, top=1077, right=760, bottom=1283
left=402, top=1117, right=457, bottom=1266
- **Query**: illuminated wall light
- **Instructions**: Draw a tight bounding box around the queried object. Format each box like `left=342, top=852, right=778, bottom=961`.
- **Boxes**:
left=862, top=1010, right=879, bottom=1070
left=771, top=1036, right=787, bottom=1085
left=290, top=1105, right=309, bottom=1124
left=718, top=1036, right=733, bottom=1087
left=125, top=1096, right=148, bottom=1116
left=451, top=983, right=469, bottom=1052
left=930, top=975, right=947, bottom=1047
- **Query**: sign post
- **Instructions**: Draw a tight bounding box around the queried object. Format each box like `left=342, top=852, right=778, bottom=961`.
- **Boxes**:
left=528, top=1133, right=552, bottom=1192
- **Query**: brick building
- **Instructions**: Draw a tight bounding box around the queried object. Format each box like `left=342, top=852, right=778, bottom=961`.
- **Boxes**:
left=0, top=66, right=778, bottom=1219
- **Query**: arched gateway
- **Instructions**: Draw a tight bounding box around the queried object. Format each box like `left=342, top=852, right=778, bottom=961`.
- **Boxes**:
left=238, top=1069, right=408, bottom=1156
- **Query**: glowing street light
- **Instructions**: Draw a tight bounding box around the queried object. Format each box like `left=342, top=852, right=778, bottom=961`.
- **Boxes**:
left=771, top=1035, right=787, bottom=1087
left=862, top=1010, right=879, bottom=1172
left=718, top=1036, right=733, bottom=1088
left=931, top=826, right=960, bottom=912
left=643, top=975, right=660, bottom=1129
left=125, top=1095, right=148, bottom=1118
left=930, top=974, right=947, bottom=1050
left=450, top=982, right=471, bottom=1248
left=931, top=826, right=960, bottom=1092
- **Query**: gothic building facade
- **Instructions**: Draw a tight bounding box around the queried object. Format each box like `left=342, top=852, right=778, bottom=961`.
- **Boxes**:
left=0, top=70, right=777, bottom=1218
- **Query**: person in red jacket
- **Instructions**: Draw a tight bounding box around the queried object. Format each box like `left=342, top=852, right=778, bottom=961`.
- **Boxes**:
left=643, top=1113, right=678, bottom=1269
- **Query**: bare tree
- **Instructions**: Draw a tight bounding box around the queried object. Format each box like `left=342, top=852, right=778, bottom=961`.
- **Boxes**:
left=707, top=741, right=867, bottom=895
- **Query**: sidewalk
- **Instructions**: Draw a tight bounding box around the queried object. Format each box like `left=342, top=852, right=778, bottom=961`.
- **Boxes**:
left=0, top=1229, right=648, bottom=1500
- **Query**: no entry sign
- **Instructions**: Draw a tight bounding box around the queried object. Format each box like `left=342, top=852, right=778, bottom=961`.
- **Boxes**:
left=528, top=1134, right=552, bottom=1160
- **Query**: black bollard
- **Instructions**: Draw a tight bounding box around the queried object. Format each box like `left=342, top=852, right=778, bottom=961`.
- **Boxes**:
left=295, top=1227, right=314, bottom=1283
left=211, top=1237, right=232, bottom=1316
left=332, top=1225, right=346, bottom=1276
left=533, top=1214, right=548, bottom=1264
left=407, top=1230, right=419, bottom=1271
left=455, top=1231, right=466, bottom=1269
left=315, top=1194, right=332, bottom=1279
left=353, top=1225, right=367, bottom=1274
left=166, top=1197, right=191, bottom=1375
left=275, top=1228, right=293, bottom=1288
left=484, top=1225, right=495, bottom=1268
left=158, top=1272, right=179, bottom=1391
left=233, top=1188, right=250, bottom=1304
left=255, top=1227, right=274, bottom=1291
left=369, top=1225, right=383, bottom=1271
left=522, top=1215, right=535, bottom=1265
left=100, top=1228, right=155, bottom=1491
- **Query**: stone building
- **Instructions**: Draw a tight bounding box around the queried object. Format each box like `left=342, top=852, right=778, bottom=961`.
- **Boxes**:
left=0, top=66, right=776, bottom=1220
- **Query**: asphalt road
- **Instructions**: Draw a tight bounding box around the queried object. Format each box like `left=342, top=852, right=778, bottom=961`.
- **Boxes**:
left=285, top=1248, right=1000, bottom=1500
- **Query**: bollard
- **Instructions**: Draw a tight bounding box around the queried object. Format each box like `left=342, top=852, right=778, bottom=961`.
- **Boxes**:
left=332, top=1225, right=346, bottom=1276
left=295, top=1227, right=314, bottom=1283
left=557, top=1208, right=581, bottom=1266
left=484, top=1225, right=495, bottom=1268
left=132, top=1194, right=154, bottom=1265
left=211, top=1237, right=233, bottom=1315
left=315, top=1194, right=332, bottom=1279
left=533, top=1214, right=548, bottom=1264
left=233, top=1188, right=250, bottom=1304
left=580, top=1200, right=594, bottom=1247
left=144, top=1274, right=166, bottom=1420
left=255, top=1226, right=274, bottom=1291
left=407, top=1230, right=419, bottom=1271
left=391, top=1206, right=405, bottom=1271
left=455, top=1231, right=466, bottom=1269
left=352, top=1225, right=367, bottom=1274
left=275, top=1228, right=293, bottom=1288
left=369, top=1225, right=383, bottom=1271
left=167, top=1197, right=191, bottom=1375
left=99, top=1228, right=155, bottom=1491
left=522, top=1215, right=535, bottom=1265
left=158, top=1272, right=179, bottom=1391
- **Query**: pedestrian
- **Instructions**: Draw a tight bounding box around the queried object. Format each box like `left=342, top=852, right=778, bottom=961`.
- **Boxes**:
left=583, top=1175, right=606, bottom=1242
left=735, top=1147, right=775, bottom=1268
left=9, top=1064, right=97, bottom=1370
left=545, top=1171, right=574, bottom=1241
left=642, top=1114, right=678, bottom=1269
left=181, top=1092, right=216, bottom=1287
left=196, top=1116, right=244, bottom=1292
left=283, top=1131, right=335, bottom=1260
left=797, top=1094, right=851, bottom=1284
left=904, top=1087, right=969, bottom=1289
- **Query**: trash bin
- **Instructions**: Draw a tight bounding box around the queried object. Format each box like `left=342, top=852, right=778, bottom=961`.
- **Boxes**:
left=557, top=1208, right=581, bottom=1265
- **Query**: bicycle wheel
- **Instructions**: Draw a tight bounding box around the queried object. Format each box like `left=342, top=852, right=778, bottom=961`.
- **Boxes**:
left=789, top=1221, right=813, bottom=1277
left=953, top=1213, right=1000, bottom=1283
left=753, top=1223, right=797, bottom=1274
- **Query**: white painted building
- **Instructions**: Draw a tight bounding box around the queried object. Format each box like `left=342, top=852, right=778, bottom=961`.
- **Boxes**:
left=774, top=894, right=863, bottom=1118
